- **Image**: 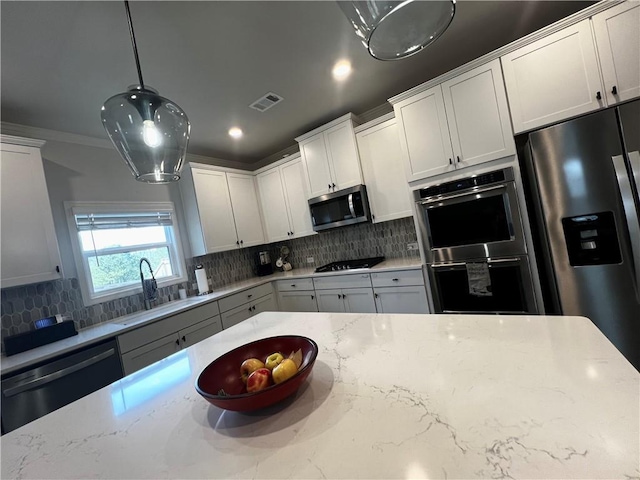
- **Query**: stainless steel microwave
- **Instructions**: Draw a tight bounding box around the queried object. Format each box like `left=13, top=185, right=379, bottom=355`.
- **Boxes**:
left=308, top=185, right=372, bottom=232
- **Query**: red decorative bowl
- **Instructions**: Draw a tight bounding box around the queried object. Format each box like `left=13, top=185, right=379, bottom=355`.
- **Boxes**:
left=195, top=335, right=318, bottom=412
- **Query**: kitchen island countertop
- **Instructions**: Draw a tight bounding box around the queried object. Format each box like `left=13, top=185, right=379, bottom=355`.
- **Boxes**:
left=1, top=311, right=638, bottom=479
left=1, top=257, right=423, bottom=375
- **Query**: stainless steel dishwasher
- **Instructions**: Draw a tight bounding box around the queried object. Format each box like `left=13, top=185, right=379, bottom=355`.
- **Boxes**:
left=1, top=339, right=123, bottom=434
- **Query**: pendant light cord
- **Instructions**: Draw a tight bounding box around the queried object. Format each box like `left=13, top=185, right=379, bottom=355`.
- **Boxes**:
left=124, top=0, right=145, bottom=89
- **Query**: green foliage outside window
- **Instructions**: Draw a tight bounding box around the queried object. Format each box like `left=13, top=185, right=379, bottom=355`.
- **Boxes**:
left=88, top=247, right=172, bottom=291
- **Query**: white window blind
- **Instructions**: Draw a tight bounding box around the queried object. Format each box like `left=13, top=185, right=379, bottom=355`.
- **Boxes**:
left=74, top=212, right=173, bottom=231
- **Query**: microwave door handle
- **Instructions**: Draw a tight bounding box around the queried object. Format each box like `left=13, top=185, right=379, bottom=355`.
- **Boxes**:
left=419, top=184, right=506, bottom=205
left=347, top=193, right=357, bottom=218
left=613, top=154, right=640, bottom=302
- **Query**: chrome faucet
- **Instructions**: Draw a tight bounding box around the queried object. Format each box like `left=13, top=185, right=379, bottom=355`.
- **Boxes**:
left=139, top=257, right=158, bottom=310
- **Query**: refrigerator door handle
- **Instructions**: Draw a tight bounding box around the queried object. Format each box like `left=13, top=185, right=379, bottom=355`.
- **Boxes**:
left=612, top=154, right=640, bottom=302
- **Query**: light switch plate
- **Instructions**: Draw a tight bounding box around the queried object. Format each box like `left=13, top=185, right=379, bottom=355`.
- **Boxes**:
left=306, top=256, right=314, bottom=263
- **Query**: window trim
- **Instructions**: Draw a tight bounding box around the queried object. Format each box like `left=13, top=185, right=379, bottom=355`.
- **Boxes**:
left=64, top=201, right=188, bottom=307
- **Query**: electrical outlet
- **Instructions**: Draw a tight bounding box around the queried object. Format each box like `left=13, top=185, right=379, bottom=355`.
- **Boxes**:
left=306, top=256, right=314, bottom=264
left=407, top=242, right=419, bottom=251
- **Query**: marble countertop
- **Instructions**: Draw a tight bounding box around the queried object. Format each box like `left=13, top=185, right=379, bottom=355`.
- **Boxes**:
left=0, top=257, right=422, bottom=375
left=1, top=312, right=638, bottom=479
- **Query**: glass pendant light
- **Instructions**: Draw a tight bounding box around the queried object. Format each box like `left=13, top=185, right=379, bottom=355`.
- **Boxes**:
left=338, top=0, right=456, bottom=61
left=101, top=1, right=190, bottom=183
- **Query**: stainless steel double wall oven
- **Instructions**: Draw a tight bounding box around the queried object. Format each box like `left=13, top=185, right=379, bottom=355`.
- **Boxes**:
left=415, top=167, right=538, bottom=314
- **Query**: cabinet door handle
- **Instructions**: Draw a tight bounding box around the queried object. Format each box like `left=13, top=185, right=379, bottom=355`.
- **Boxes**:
left=290, top=231, right=294, bottom=235
left=456, top=156, right=461, bottom=163
left=240, top=240, right=243, bottom=245
left=236, top=240, right=239, bottom=245
left=332, top=183, right=336, bottom=189
left=338, top=294, right=342, bottom=299
left=375, top=293, right=378, bottom=298
left=248, top=307, right=252, bottom=312
left=448, top=158, right=452, bottom=165
left=328, top=184, right=332, bottom=190
left=247, top=294, right=253, bottom=298
left=311, top=295, right=314, bottom=299
left=612, top=86, right=618, bottom=95
left=252, top=305, right=256, bottom=311
left=182, top=336, right=186, bottom=343
left=596, top=91, right=602, bottom=100
left=55, top=265, right=60, bottom=273
left=342, top=294, right=346, bottom=299
left=175, top=339, right=180, bottom=346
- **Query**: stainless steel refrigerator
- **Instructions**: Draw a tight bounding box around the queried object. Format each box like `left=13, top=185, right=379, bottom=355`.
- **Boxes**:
left=522, top=100, right=640, bottom=371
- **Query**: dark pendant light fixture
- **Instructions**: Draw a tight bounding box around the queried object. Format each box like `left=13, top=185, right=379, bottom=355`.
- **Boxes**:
left=101, top=1, right=190, bottom=183
left=339, top=0, right=456, bottom=60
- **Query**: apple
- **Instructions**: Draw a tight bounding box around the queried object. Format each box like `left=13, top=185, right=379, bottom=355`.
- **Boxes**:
left=272, top=358, right=298, bottom=384
left=240, top=358, right=265, bottom=384
left=246, top=368, right=272, bottom=393
left=265, top=352, right=284, bottom=370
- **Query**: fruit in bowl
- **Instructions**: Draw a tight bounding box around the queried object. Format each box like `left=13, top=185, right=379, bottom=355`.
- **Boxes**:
left=195, top=335, right=318, bottom=412
left=246, top=368, right=272, bottom=392
left=240, top=358, right=265, bottom=383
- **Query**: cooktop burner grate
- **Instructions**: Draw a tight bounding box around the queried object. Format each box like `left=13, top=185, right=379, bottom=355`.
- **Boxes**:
left=314, top=256, right=385, bottom=273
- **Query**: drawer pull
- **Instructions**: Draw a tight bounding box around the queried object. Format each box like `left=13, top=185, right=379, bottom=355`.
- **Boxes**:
left=291, top=284, right=296, bottom=287
left=247, top=294, right=253, bottom=298
left=612, top=85, right=618, bottom=95
left=392, top=278, right=399, bottom=282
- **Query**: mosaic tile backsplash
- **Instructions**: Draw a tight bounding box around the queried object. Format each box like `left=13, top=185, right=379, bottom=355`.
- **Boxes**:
left=1, top=216, right=419, bottom=351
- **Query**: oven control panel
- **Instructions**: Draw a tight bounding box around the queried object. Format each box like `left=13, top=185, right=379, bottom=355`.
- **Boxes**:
left=417, top=168, right=511, bottom=199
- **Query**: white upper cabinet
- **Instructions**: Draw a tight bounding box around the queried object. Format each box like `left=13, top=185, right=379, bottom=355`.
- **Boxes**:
left=1, top=138, right=62, bottom=288
left=324, top=121, right=362, bottom=191
left=593, top=1, right=640, bottom=105
left=501, top=19, right=605, bottom=133
left=393, top=85, right=454, bottom=181
left=184, top=168, right=238, bottom=255
left=280, top=159, right=314, bottom=238
left=441, top=59, right=516, bottom=168
left=392, top=59, right=514, bottom=182
left=296, top=114, right=363, bottom=198
left=356, top=117, right=413, bottom=223
left=226, top=173, right=265, bottom=248
left=257, top=156, right=314, bottom=243
left=256, top=168, right=290, bottom=242
left=299, top=135, right=333, bottom=198
left=181, top=165, right=264, bottom=256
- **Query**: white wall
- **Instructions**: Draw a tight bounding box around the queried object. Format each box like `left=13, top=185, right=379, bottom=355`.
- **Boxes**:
left=41, top=140, right=192, bottom=278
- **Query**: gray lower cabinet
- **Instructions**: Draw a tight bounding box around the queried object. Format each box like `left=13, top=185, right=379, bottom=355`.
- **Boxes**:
left=120, top=315, right=222, bottom=376
left=374, top=286, right=429, bottom=314
left=118, top=301, right=222, bottom=376
left=278, top=290, right=318, bottom=312
left=220, top=293, right=276, bottom=329
left=316, top=288, right=376, bottom=313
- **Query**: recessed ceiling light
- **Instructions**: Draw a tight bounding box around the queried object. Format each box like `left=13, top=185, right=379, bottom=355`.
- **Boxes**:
left=332, top=60, right=352, bottom=80
left=228, top=127, right=243, bottom=139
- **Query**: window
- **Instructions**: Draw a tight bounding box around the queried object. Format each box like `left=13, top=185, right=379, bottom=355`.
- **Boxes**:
left=65, top=202, right=187, bottom=306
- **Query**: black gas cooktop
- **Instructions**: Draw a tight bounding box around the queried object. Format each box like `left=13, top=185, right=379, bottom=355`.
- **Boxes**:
left=314, top=256, right=385, bottom=273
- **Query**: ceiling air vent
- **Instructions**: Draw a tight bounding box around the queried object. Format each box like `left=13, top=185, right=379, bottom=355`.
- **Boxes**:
left=249, top=92, right=283, bottom=112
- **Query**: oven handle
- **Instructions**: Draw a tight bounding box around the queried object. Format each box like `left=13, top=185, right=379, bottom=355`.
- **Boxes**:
left=430, top=257, right=521, bottom=268
left=347, top=193, right=357, bottom=218
left=419, top=184, right=506, bottom=205
left=2, top=348, right=116, bottom=398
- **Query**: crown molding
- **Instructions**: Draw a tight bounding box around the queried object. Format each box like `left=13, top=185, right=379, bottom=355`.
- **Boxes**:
left=0, top=122, right=113, bottom=149
left=294, top=112, right=362, bottom=143
left=0, top=134, right=46, bottom=148
left=389, top=0, right=624, bottom=105
left=185, top=152, right=252, bottom=171
left=354, top=112, right=396, bottom=134
left=253, top=151, right=302, bottom=175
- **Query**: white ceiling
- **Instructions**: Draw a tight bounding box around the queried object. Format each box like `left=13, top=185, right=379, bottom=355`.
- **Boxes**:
left=1, top=1, right=594, bottom=165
